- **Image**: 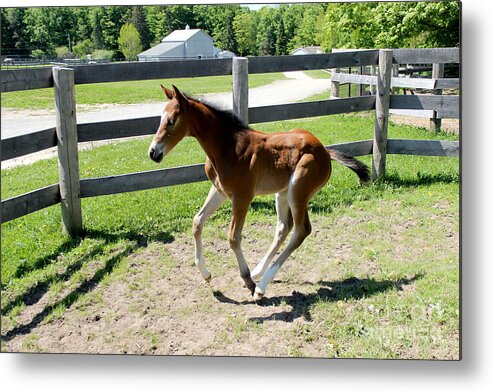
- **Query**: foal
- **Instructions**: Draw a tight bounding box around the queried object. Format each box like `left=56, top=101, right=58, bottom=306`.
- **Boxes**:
left=149, top=85, right=370, bottom=300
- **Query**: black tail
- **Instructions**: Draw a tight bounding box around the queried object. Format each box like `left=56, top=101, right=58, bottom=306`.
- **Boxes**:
left=326, top=148, right=371, bottom=184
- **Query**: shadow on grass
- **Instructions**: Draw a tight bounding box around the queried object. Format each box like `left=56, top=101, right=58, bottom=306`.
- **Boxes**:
left=385, top=172, right=459, bottom=188
left=10, top=229, right=172, bottom=282
left=1, top=228, right=174, bottom=339
left=214, top=274, right=423, bottom=323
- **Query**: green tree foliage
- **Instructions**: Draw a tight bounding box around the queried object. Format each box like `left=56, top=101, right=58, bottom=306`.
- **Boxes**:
left=23, top=7, right=79, bottom=56
left=145, top=5, right=196, bottom=45
left=194, top=4, right=240, bottom=52
left=130, top=6, right=151, bottom=50
left=75, top=7, right=91, bottom=43
left=373, top=1, right=460, bottom=48
left=256, top=6, right=276, bottom=56
left=290, top=3, right=327, bottom=50
left=91, top=9, right=105, bottom=50
left=1, top=3, right=460, bottom=60
left=92, top=49, right=114, bottom=60
left=233, top=11, right=258, bottom=56
left=54, top=46, right=71, bottom=59
left=99, top=6, right=132, bottom=53
left=274, top=8, right=288, bottom=55
left=118, top=22, right=142, bottom=61
left=72, top=39, right=94, bottom=59
left=280, top=4, right=304, bottom=53
left=319, top=2, right=377, bottom=50
left=1, top=8, right=29, bottom=55
left=319, top=1, right=460, bottom=51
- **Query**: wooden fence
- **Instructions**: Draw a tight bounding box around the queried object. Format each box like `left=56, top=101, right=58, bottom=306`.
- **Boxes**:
left=1, top=48, right=460, bottom=236
left=330, top=48, right=460, bottom=132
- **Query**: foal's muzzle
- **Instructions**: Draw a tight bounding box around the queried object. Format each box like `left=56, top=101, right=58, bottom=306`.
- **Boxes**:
left=149, top=145, right=164, bottom=163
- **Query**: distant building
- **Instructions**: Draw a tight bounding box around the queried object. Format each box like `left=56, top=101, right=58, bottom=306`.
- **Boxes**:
left=217, top=50, right=236, bottom=59
left=138, top=25, right=235, bottom=61
left=291, top=46, right=323, bottom=55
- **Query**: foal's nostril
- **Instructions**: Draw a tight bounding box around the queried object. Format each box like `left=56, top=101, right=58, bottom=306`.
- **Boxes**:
left=149, top=147, right=163, bottom=163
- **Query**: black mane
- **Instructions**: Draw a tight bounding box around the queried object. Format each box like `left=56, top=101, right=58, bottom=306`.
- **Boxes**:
left=185, top=93, right=251, bottom=131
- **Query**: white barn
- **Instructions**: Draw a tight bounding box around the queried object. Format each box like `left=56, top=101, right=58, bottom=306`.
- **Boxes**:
left=291, top=46, right=323, bottom=56
left=138, top=25, right=228, bottom=61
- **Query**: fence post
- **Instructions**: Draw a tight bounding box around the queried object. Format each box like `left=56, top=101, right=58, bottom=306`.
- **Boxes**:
left=370, top=65, right=377, bottom=95
left=232, top=57, right=249, bottom=124
left=330, top=68, right=340, bottom=98
left=392, top=63, right=399, bottom=94
left=53, top=66, right=82, bottom=236
left=372, top=49, right=393, bottom=182
left=359, top=66, right=365, bottom=96
left=430, top=63, right=445, bottom=133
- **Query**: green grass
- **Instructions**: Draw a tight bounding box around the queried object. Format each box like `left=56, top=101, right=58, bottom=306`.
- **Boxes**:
left=303, top=69, right=331, bottom=79
left=1, top=72, right=287, bottom=110
left=0, top=113, right=459, bottom=358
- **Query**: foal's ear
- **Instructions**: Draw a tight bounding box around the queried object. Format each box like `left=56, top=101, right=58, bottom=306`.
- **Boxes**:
left=172, top=85, right=189, bottom=108
left=160, top=85, right=174, bottom=100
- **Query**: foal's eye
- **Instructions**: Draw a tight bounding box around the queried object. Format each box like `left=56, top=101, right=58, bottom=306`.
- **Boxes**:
left=168, top=118, right=175, bottom=126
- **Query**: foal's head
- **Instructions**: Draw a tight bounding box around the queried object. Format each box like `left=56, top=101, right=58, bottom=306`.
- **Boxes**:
left=149, top=85, right=192, bottom=163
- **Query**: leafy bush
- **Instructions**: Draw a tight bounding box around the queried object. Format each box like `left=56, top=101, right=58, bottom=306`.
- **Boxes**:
left=54, top=46, right=71, bottom=59
left=31, top=49, right=47, bottom=59
left=92, top=49, right=115, bottom=60
left=72, top=39, right=94, bottom=58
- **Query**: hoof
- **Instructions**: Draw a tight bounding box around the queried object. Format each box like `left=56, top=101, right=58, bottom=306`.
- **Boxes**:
left=204, top=274, right=212, bottom=283
left=253, top=287, right=264, bottom=301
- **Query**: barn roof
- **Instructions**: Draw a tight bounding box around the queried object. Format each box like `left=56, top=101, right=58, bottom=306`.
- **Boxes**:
left=162, top=28, right=210, bottom=43
left=138, top=42, right=183, bottom=57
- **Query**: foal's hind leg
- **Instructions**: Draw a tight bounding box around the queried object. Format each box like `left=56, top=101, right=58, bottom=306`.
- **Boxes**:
left=251, top=191, right=293, bottom=281
left=254, top=201, right=311, bottom=301
left=193, top=185, right=227, bottom=281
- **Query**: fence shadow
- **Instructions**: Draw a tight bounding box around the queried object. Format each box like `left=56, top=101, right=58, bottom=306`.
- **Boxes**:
left=385, top=172, right=459, bottom=188
left=1, top=228, right=174, bottom=323
left=214, top=274, right=423, bottom=323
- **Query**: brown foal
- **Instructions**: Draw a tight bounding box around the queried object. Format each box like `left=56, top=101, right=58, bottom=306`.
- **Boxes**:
left=149, top=85, right=370, bottom=300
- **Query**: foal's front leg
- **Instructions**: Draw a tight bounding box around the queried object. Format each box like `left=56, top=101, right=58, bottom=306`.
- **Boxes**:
left=192, top=185, right=227, bottom=281
left=229, top=195, right=256, bottom=296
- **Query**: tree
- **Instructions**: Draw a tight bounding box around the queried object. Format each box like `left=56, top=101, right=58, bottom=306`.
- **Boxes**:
left=256, top=7, right=276, bottom=56
left=318, top=1, right=460, bottom=51
left=23, top=7, right=79, bottom=55
left=319, top=2, right=377, bottom=51
left=118, top=23, right=142, bottom=61
left=130, top=6, right=151, bottom=50
left=373, top=1, right=460, bottom=48
left=91, top=9, right=105, bottom=50
left=233, top=12, right=257, bottom=56
left=99, top=6, right=132, bottom=53
left=194, top=5, right=240, bottom=52
left=1, top=8, right=29, bottom=56
left=146, top=5, right=197, bottom=45
left=75, top=7, right=91, bottom=43
left=274, top=9, right=288, bottom=55
left=290, top=3, right=326, bottom=49
left=281, top=4, right=304, bottom=53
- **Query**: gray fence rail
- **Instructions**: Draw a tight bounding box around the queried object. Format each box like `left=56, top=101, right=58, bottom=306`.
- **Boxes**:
left=1, top=48, right=460, bottom=234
